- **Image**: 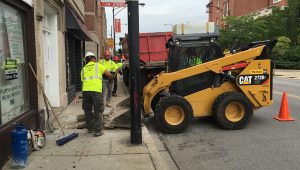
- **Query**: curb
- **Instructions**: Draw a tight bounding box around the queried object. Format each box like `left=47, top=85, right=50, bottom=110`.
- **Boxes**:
left=142, top=126, right=169, bottom=170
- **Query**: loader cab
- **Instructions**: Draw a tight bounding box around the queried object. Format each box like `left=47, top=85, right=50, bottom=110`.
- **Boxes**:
left=166, top=22, right=222, bottom=73
left=166, top=38, right=223, bottom=72
left=166, top=34, right=224, bottom=96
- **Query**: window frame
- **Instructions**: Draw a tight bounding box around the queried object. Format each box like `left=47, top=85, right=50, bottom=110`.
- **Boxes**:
left=223, top=1, right=229, bottom=17
left=273, top=0, right=282, bottom=4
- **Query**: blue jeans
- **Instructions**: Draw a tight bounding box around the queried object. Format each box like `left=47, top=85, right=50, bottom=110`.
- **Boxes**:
left=102, top=79, right=114, bottom=105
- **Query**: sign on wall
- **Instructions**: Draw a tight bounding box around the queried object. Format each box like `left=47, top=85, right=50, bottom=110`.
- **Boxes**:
left=5, top=59, right=18, bottom=80
left=114, top=19, right=121, bottom=33
left=0, top=84, right=22, bottom=124
left=4, top=6, right=25, bottom=62
left=106, top=38, right=114, bottom=48
left=99, top=0, right=126, bottom=7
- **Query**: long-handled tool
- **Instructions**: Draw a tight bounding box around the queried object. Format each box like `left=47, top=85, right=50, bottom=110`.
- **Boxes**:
left=42, top=86, right=54, bottom=133
left=29, top=63, right=78, bottom=146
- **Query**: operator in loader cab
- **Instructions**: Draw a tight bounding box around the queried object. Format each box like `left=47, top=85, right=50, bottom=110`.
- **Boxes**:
left=81, top=52, right=112, bottom=136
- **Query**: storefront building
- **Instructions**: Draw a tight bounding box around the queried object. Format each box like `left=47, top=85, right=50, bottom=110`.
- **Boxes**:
left=65, top=1, right=93, bottom=103
left=0, top=0, right=107, bottom=167
left=0, top=0, right=38, bottom=168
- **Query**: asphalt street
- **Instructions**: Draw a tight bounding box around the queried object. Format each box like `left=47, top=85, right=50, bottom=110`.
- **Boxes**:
left=146, top=77, right=300, bottom=170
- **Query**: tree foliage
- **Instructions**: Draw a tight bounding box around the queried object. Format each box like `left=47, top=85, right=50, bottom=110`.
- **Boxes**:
left=218, top=15, right=268, bottom=49
left=285, top=0, right=300, bottom=45
left=218, top=0, right=300, bottom=69
left=271, top=36, right=291, bottom=60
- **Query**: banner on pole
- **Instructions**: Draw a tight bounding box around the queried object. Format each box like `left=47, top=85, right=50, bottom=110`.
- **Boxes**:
left=99, top=0, right=126, bottom=7
left=114, top=19, right=121, bottom=33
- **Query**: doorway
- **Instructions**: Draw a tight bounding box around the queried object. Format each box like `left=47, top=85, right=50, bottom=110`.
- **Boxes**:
left=43, top=5, right=60, bottom=107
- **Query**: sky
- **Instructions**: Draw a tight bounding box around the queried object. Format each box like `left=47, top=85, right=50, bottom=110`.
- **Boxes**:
left=105, top=0, right=209, bottom=49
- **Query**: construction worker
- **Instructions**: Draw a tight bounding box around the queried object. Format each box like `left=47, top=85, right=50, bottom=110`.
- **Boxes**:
left=112, top=56, right=124, bottom=97
left=186, top=48, right=202, bottom=66
left=121, top=54, right=127, bottom=63
left=81, top=52, right=112, bottom=137
left=100, top=50, right=119, bottom=107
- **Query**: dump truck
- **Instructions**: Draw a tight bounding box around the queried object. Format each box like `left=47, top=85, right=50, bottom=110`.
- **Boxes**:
left=120, top=32, right=172, bottom=87
left=143, top=23, right=277, bottom=133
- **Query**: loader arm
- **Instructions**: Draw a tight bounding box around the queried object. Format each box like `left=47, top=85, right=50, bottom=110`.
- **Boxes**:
left=143, top=45, right=266, bottom=114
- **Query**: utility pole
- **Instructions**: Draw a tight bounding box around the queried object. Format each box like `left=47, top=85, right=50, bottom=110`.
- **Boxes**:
left=111, top=25, right=113, bottom=39
left=112, top=7, right=116, bottom=54
left=127, top=0, right=142, bottom=144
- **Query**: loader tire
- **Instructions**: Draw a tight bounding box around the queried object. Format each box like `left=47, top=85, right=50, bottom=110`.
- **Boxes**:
left=151, top=91, right=168, bottom=111
left=155, top=95, right=193, bottom=133
left=213, top=92, right=253, bottom=130
left=151, top=94, right=160, bottom=112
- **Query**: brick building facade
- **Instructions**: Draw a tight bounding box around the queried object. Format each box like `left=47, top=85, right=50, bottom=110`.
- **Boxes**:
left=207, top=0, right=288, bottom=25
left=84, top=0, right=107, bottom=58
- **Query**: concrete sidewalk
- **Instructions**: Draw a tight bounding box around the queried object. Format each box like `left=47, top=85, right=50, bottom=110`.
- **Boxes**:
left=275, top=69, right=300, bottom=79
left=3, top=79, right=169, bottom=170
left=4, top=128, right=166, bottom=170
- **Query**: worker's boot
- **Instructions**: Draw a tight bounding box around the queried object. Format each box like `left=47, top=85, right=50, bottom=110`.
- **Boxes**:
left=93, top=131, right=104, bottom=137
left=106, top=101, right=112, bottom=107
left=112, top=93, right=118, bottom=97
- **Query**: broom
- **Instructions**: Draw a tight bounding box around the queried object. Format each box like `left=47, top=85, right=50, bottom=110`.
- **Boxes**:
left=29, top=63, right=78, bottom=146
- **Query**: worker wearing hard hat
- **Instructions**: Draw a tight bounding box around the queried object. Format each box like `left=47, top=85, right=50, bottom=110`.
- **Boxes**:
left=121, top=54, right=127, bottom=63
left=112, top=56, right=124, bottom=97
left=100, top=50, right=119, bottom=107
left=81, top=52, right=112, bottom=137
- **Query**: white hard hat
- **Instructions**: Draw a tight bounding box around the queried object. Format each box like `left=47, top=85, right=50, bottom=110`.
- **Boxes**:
left=85, top=52, right=96, bottom=58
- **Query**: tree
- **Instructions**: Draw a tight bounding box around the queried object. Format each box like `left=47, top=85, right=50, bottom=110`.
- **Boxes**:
left=258, top=7, right=287, bottom=40
left=218, top=15, right=268, bottom=49
left=272, top=36, right=291, bottom=60
left=285, top=0, right=300, bottom=45
left=284, top=46, right=300, bottom=69
left=217, top=1, right=300, bottom=69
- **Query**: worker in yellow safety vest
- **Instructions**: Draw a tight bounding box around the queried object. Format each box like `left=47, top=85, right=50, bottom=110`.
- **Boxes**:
left=100, top=50, right=119, bottom=107
left=112, top=56, right=124, bottom=96
left=81, top=52, right=112, bottom=137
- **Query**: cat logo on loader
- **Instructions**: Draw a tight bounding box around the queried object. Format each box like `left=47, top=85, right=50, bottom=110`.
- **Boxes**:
left=239, top=76, right=253, bottom=85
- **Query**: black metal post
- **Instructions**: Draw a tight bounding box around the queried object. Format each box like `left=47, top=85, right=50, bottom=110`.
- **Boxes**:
left=127, top=0, right=142, bottom=144
left=113, top=7, right=116, bottom=54
left=111, top=25, right=113, bottom=39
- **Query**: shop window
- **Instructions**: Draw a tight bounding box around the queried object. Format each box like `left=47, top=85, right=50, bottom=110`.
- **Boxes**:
left=273, top=0, right=282, bottom=4
left=0, top=2, right=30, bottom=126
left=223, top=1, right=229, bottom=17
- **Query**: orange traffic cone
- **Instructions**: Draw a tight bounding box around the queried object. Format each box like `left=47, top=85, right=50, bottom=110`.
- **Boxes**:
left=274, top=91, right=295, bottom=121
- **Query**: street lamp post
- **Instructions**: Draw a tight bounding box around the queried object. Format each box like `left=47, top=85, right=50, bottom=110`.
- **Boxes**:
left=113, top=3, right=145, bottom=55
left=113, top=7, right=126, bottom=54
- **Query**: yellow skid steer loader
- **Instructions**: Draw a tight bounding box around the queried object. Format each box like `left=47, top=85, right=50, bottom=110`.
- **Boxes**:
left=143, top=24, right=277, bottom=133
